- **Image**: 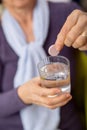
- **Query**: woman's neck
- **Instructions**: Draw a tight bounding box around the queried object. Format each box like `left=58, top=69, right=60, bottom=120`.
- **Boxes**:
left=11, top=10, right=33, bottom=24
left=4, top=1, right=36, bottom=23
left=4, top=1, right=36, bottom=42
left=11, top=8, right=33, bottom=24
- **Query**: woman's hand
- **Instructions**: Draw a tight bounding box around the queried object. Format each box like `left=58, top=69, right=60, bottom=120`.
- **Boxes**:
left=55, top=10, right=87, bottom=51
left=17, top=77, right=72, bottom=109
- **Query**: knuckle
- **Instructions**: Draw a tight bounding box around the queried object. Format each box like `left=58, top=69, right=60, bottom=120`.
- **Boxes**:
left=49, top=88, right=58, bottom=96
left=42, top=88, right=48, bottom=96
left=79, top=15, right=87, bottom=25
left=67, top=9, right=81, bottom=20
left=39, top=89, right=44, bottom=96
left=73, top=9, right=82, bottom=16
left=67, top=34, right=74, bottom=42
left=64, top=35, right=73, bottom=46
left=46, top=99, right=53, bottom=105
left=51, top=89, right=57, bottom=95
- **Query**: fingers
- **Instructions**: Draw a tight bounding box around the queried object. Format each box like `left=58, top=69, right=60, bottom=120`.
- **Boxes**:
left=24, top=77, right=72, bottom=108
left=32, top=77, right=61, bottom=97
left=46, top=93, right=72, bottom=106
left=33, top=93, right=72, bottom=109
left=35, top=86, right=60, bottom=97
left=55, top=9, right=80, bottom=51
left=55, top=10, right=87, bottom=51
left=72, top=33, right=87, bottom=48
left=64, top=24, right=85, bottom=47
left=79, top=44, right=87, bottom=50
left=46, top=95, right=72, bottom=109
left=18, top=76, right=72, bottom=107
left=65, top=13, right=87, bottom=48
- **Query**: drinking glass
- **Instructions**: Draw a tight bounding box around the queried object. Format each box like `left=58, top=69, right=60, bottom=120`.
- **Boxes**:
left=37, top=56, right=71, bottom=94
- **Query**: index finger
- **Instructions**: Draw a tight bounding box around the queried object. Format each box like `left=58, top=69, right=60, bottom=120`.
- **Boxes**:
left=55, top=9, right=81, bottom=52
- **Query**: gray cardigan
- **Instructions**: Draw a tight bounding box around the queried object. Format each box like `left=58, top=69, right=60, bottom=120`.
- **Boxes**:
left=0, top=2, right=83, bottom=130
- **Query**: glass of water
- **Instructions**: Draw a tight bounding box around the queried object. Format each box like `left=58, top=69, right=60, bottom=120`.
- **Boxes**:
left=37, top=56, right=71, bottom=94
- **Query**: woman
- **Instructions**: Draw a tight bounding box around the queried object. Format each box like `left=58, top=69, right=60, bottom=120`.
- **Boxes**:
left=0, top=0, right=86, bottom=130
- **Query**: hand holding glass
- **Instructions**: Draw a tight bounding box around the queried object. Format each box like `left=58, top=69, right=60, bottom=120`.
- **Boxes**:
left=38, top=56, right=71, bottom=97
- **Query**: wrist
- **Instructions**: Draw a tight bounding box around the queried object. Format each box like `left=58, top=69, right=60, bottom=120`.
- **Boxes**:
left=17, top=85, right=31, bottom=105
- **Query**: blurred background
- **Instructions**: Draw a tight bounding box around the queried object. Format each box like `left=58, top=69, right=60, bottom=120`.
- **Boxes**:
left=0, top=0, right=87, bottom=15
left=73, top=0, right=87, bottom=11
left=48, top=0, right=87, bottom=11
